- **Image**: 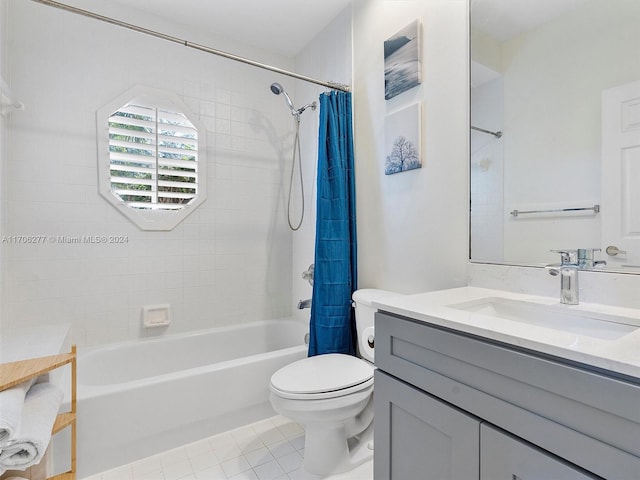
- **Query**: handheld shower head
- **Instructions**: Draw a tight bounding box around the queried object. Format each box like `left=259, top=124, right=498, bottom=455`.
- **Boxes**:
left=270, top=82, right=296, bottom=114
left=269, top=81, right=315, bottom=231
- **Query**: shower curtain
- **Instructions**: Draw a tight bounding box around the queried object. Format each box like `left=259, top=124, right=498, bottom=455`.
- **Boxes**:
left=308, top=90, right=357, bottom=357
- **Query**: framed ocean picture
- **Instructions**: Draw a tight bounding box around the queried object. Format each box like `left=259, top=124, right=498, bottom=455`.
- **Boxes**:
left=384, top=19, right=422, bottom=100
left=385, top=103, right=422, bottom=175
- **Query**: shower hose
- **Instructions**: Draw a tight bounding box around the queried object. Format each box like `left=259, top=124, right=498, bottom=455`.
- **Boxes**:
left=288, top=116, right=304, bottom=231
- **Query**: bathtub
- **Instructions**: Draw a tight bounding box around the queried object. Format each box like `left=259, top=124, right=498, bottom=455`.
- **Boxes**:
left=56, top=320, right=308, bottom=478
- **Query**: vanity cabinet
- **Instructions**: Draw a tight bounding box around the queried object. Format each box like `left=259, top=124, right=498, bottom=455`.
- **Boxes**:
left=480, top=424, right=597, bottom=480
left=374, top=311, right=640, bottom=480
left=374, top=369, right=480, bottom=479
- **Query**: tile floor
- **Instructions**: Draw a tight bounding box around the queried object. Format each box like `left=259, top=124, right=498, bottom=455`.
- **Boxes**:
left=81, top=416, right=373, bottom=480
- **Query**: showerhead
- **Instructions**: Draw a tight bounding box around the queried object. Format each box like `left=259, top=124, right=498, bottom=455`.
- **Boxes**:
left=270, top=82, right=296, bottom=114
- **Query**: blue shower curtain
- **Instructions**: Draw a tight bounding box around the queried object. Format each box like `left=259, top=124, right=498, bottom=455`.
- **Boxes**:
left=308, top=90, right=357, bottom=357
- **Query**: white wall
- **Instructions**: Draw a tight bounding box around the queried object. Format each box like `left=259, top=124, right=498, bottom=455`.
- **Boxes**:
left=353, top=0, right=468, bottom=294
left=3, top=1, right=297, bottom=346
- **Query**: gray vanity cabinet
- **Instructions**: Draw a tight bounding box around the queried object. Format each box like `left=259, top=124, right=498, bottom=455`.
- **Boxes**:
left=374, top=370, right=596, bottom=480
left=480, top=424, right=597, bottom=480
left=374, top=311, right=640, bottom=480
left=374, top=369, right=480, bottom=479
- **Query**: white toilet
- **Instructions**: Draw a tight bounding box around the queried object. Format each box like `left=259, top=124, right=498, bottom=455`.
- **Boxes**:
left=269, top=289, right=399, bottom=475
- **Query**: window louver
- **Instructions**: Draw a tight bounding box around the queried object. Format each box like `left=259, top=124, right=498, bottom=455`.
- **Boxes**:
left=108, top=103, right=198, bottom=210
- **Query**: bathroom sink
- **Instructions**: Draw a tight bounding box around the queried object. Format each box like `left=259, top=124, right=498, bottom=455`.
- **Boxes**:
left=448, top=297, right=639, bottom=341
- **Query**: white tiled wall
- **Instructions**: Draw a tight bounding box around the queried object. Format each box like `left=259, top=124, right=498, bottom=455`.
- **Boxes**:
left=3, top=1, right=302, bottom=346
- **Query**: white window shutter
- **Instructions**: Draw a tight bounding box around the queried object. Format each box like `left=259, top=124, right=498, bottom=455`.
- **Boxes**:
left=108, top=103, right=198, bottom=210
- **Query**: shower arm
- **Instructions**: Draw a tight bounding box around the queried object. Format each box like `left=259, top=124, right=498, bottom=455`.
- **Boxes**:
left=295, top=103, right=317, bottom=116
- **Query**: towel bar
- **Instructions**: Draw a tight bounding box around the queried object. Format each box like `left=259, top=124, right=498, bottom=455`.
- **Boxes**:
left=510, top=204, right=600, bottom=217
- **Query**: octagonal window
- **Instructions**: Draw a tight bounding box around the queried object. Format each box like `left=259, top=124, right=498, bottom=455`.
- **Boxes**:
left=97, top=86, right=206, bottom=230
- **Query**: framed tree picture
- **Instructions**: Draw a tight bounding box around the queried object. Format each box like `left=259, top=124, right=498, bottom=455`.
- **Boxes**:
left=385, top=103, right=421, bottom=175
left=384, top=19, right=422, bottom=100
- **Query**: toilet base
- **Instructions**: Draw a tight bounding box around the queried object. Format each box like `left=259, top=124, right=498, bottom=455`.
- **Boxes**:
left=303, top=420, right=374, bottom=475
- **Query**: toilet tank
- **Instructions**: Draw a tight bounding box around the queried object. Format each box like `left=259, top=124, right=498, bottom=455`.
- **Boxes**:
left=352, top=289, right=401, bottom=363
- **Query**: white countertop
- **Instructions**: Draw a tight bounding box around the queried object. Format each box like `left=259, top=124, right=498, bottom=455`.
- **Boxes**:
left=0, top=324, right=71, bottom=363
left=372, top=287, right=640, bottom=379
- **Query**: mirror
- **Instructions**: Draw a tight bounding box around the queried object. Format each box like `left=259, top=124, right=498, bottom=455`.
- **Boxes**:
left=470, top=0, right=640, bottom=272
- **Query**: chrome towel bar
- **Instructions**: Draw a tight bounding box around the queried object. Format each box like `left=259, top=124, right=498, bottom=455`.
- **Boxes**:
left=471, top=125, right=502, bottom=138
left=510, top=204, right=600, bottom=217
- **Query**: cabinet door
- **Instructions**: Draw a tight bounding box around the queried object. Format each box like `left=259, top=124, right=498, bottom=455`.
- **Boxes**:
left=374, top=370, right=480, bottom=480
left=481, top=424, right=599, bottom=480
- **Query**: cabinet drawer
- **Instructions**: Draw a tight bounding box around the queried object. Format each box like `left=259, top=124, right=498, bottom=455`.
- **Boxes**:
left=375, top=311, right=640, bottom=479
left=481, top=424, right=599, bottom=480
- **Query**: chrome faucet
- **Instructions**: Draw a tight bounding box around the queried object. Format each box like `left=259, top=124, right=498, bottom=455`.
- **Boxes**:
left=548, top=251, right=579, bottom=305
left=547, top=249, right=605, bottom=305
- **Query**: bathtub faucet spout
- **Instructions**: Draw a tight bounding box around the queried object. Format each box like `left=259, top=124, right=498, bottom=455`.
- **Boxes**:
left=297, top=298, right=312, bottom=309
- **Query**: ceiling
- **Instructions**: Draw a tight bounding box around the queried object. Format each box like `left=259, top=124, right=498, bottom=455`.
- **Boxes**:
left=57, top=1, right=590, bottom=58
left=471, top=0, right=589, bottom=41
left=471, top=0, right=590, bottom=87
left=105, top=0, right=354, bottom=57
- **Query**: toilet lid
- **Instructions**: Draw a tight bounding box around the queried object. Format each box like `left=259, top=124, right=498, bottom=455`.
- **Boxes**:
left=270, top=353, right=374, bottom=395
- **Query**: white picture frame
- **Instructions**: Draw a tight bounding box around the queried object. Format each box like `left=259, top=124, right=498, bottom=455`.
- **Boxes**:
left=384, top=19, right=422, bottom=100
left=384, top=102, right=422, bottom=175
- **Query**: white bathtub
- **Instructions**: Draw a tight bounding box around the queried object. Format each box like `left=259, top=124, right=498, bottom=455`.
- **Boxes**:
left=58, top=320, right=308, bottom=478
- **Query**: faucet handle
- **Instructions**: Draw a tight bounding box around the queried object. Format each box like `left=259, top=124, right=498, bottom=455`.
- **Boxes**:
left=577, top=248, right=602, bottom=268
left=550, top=249, right=578, bottom=265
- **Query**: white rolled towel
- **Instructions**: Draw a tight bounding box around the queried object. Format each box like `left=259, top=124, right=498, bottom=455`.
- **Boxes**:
left=0, top=379, right=35, bottom=447
left=0, top=382, right=63, bottom=474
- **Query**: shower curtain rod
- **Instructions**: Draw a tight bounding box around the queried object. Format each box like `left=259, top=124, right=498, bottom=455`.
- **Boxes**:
left=30, top=0, right=351, bottom=93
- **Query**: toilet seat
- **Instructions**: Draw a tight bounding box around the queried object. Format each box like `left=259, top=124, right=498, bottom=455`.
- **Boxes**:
left=270, top=353, right=374, bottom=400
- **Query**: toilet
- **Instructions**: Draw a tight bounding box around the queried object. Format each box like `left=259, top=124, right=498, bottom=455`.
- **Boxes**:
left=269, top=289, right=399, bottom=475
